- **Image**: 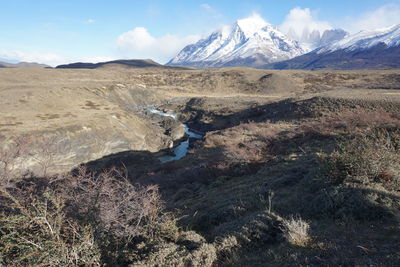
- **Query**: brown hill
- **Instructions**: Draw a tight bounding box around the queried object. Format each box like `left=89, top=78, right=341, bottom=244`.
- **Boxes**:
left=56, top=59, right=192, bottom=70
left=0, top=61, right=50, bottom=68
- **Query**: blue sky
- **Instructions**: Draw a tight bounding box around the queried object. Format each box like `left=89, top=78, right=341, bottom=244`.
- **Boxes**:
left=1, top=0, right=400, bottom=65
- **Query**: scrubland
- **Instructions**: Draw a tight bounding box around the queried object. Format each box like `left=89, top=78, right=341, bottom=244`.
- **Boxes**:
left=1, top=67, right=400, bottom=266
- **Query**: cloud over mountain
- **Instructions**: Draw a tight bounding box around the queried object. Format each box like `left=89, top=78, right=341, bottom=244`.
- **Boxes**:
left=279, top=7, right=332, bottom=40
left=0, top=50, right=66, bottom=66
left=117, top=27, right=200, bottom=63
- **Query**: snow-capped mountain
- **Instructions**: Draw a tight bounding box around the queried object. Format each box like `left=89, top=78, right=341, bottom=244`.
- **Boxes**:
left=267, top=24, right=400, bottom=70
left=319, top=29, right=348, bottom=47
left=318, top=24, right=400, bottom=53
left=286, top=28, right=348, bottom=51
left=167, top=14, right=304, bottom=68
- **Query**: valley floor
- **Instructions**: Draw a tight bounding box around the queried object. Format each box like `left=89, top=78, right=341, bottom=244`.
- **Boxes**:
left=1, top=67, right=400, bottom=266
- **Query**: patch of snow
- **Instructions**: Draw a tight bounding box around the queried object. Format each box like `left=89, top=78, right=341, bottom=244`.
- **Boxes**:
left=318, top=24, right=400, bottom=54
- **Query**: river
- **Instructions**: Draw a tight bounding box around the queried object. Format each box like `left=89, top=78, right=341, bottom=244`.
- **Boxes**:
left=148, top=106, right=202, bottom=163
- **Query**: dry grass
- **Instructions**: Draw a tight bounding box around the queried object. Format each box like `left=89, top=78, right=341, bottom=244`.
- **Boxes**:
left=1, top=68, right=400, bottom=174
left=1, top=68, right=400, bottom=266
left=203, top=121, right=286, bottom=164
left=281, top=216, right=311, bottom=247
left=299, top=110, right=400, bottom=137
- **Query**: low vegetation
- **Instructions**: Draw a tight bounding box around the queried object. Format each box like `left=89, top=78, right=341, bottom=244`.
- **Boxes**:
left=154, top=98, right=400, bottom=265
left=281, top=216, right=311, bottom=247
left=0, top=144, right=216, bottom=266
left=1, top=72, right=400, bottom=266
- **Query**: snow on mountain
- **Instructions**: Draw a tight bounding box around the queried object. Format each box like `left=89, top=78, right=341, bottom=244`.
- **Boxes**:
left=318, top=24, right=400, bottom=53
left=286, top=28, right=348, bottom=51
left=167, top=14, right=304, bottom=68
left=319, top=29, right=348, bottom=47
left=266, top=24, right=400, bottom=70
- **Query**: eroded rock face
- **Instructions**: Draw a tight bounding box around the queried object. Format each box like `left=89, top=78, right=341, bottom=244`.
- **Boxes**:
left=3, top=111, right=184, bottom=175
left=0, top=68, right=186, bottom=175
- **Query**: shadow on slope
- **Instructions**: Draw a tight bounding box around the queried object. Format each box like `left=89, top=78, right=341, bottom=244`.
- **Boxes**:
left=81, top=96, right=400, bottom=265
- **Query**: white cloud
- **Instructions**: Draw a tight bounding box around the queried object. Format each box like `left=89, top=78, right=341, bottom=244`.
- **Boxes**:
left=0, top=50, right=117, bottom=67
left=343, top=4, right=400, bottom=33
left=117, top=27, right=200, bottom=63
left=280, top=7, right=332, bottom=40
left=0, top=50, right=67, bottom=66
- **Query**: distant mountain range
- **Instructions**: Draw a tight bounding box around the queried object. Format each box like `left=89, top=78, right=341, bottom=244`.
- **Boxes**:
left=0, top=61, right=50, bottom=68
left=167, top=14, right=400, bottom=70
left=267, top=24, right=400, bottom=70
left=167, top=14, right=304, bottom=68
left=56, top=59, right=190, bottom=70
left=2, top=18, right=399, bottom=71
left=287, top=28, right=348, bottom=51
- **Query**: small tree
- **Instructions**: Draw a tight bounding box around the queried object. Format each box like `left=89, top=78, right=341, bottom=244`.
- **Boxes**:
left=0, top=136, right=31, bottom=184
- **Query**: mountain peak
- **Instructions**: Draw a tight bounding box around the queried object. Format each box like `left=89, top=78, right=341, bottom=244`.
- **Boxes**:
left=236, top=13, right=270, bottom=36
left=168, top=14, right=304, bottom=68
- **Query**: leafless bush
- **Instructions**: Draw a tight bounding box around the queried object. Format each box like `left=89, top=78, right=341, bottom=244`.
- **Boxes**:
left=63, top=166, right=173, bottom=247
left=31, top=135, right=61, bottom=176
left=0, top=136, right=32, bottom=184
left=0, top=134, right=178, bottom=265
left=0, top=184, right=101, bottom=266
left=0, top=165, right=178, bottom=265
left=0, top=135, right=63, bottom=185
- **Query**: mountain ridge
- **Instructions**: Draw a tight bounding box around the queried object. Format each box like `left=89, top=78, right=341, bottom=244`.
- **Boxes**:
left=167, top=14, right=304, bottom=68
left=266, top=24, right=400, bottom=70
left=56, top=59, right=191, bottom=70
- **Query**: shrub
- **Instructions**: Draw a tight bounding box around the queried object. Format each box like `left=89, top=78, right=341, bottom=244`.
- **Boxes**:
left=0, top=165, right=180, bottom=266
left=313, top=127, right=400, bottom=221
left=64, top=167, right=174, bottom=241
left=324, top=128, right=400, bottom=187
left=299, top=110, right=400, bottom=138
left=0, top=185, right=101, bottom=266
left=0, top=136, right=32, bottom=184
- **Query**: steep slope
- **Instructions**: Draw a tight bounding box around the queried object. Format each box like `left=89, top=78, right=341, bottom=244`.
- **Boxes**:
left=167, top=14, right=304, bottom=68
left=319, top=29, right=348, bottom=46
left=267, top=24, right=400, bottom=70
